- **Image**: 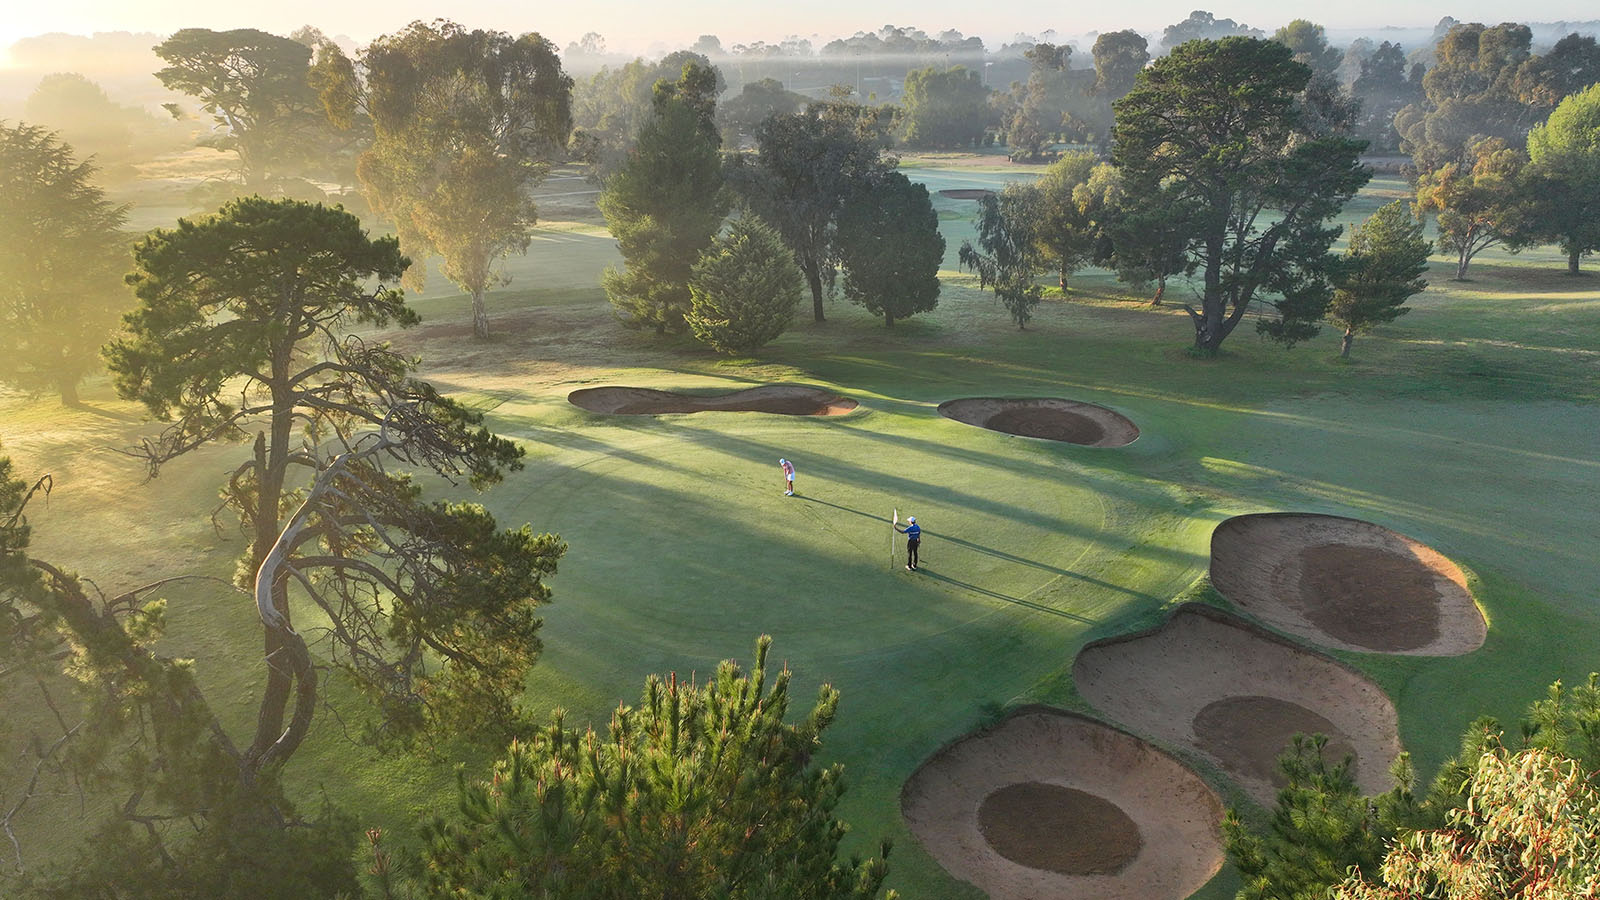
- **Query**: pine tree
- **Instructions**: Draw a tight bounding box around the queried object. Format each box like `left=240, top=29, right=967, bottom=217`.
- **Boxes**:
left=419, top=636, right=896, bottom=899
left=686, top=215, right=803, bottom=354
left=601, top=69, right=729, bottom=334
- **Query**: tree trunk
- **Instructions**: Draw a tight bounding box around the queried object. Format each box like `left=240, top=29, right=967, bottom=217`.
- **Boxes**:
left=1150, top=278, right=1165, bottom=307
left=472, top=288, right=490, bottom=339
left=1340, top=328, right=1354, bottom=359
left=885, top=311, right=894, bottom=327
left=58, top=380, right=80, bottom=407
left=806, top=267, right=825, bottom=323
left=1570, top=248, right=1582, bottom=276
left=1059, top=265, right=1068, bottom=290
left=1455, top=245, right=1471, bottom=280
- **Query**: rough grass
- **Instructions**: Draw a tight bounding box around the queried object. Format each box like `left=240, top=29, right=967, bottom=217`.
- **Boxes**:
left=3, top=171, right=1598, bottom=899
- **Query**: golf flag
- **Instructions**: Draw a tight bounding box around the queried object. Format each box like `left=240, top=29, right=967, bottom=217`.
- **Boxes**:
left=890, top=508, right=898, bottom=570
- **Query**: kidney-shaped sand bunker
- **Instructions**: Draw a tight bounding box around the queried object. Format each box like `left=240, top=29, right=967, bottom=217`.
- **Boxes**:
left=902, top=708, right=1223, bottom=900
left=937, top=397, right=1139, bottom=447
left=567, top=385, right=857, bottom=416
left=1211, top=513, right=1485, bottom=655
left=1074, top=604, right=1402, bottom=805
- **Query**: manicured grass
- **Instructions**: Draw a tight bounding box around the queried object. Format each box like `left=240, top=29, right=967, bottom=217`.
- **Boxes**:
left=3, top=170, right=1598, bottom=898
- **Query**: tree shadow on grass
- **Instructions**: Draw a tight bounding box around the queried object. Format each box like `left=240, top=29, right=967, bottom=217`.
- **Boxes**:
left=798, top=495, right=1160, bottom=606
left=915, top=569, right=1093, bottom=623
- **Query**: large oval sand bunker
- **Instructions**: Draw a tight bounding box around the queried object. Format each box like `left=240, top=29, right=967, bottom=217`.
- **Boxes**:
left=1074, top=605, right=1402, bottom=805
left=568, top=385, right=857, bottom=416
left=1211, top=513, right=1484, bottom=655
left=902, top=708, right=1223, bottom=900
left=938, top=397, right=1139, bottom=447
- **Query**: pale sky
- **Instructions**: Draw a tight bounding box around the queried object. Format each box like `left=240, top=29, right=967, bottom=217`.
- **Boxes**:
left=3, top=0, right=1599, bottom=58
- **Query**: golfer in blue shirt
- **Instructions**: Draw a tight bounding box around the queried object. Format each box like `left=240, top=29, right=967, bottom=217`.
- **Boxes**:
left=895, top=515, right=922, bottom=571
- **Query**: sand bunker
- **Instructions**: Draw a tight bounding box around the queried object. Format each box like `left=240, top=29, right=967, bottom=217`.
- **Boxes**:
left=938, top=397, right=1140, bottom=447
left=902, top=708, right=1223, bottom=900
left=567, top=385, right=857, bottom=416
left=1074, top=605, right=1402, bottom=805
left=1210, top=513, right=1484, bottom=655
left=938, top=188, right=996, bottom=200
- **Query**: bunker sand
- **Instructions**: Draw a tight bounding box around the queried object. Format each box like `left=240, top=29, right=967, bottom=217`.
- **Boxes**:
left=1074, top=605, right=1402, bottom=805
left=1211, top=513, right=1485, bottom=655
left=567, top=385, right=857, bottom=416
left=938, top=397, right=1140, bottom=447
left=902, top=708, right=1223, bottom=900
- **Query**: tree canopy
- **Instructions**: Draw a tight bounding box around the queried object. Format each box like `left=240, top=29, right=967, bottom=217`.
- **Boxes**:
left=0, top=123, right=131, bottom=405
left=153, top=28, right=329, bottom=188
left=1113, top=36, right=1370, bottom=353
left=900, top=65, right=991, bottom=149
left=1415, top=136, right=1533, bottom=279
left=1526, top=83, right=1600, bottom=274
left=600, top=66, right=729, bottom=334
left=686, top=214, right=804, bottom=354
left=1329, top=200, right=1431, bottom=358
left=740, top=101, right=895, bottom=323
left=836, top=172, right=945, bottom=327
left=417, top=636, right=896, bottom=899
left=105, top=197, right=563, bottom=800
left=959, top=185, right=1047, bottom=329
left=346, top=20, right=573, bottom=338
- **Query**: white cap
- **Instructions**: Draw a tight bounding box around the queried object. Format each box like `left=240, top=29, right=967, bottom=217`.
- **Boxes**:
left=908, top=516, right=916, bottom=523
left=779, top=458, right=786, bottom=463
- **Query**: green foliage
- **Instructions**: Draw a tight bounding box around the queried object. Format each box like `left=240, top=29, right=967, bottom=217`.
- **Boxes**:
left=571, top=51, right=721, bottom=178
left=0, top=123, right=131, bottom=405
left=739, top=101, right=895, bottom=323
left=1333, top=745, right=1600, bottom=900
left=418, top=636, right=896, bottom=899
left=958, top=186, right=1046, bottom=329
left=1330, top=200, right=1431, bottom=357
left=599, top=84, right=729, bottom=334
left=1091, top=31, right=1151, bottom=99
left=836, top=172, right=944, bottom=326
left=1113, top=37, right=1369, bottom=353
left=999, top=43, right=1102, bottom=160
left=1106, top=181, right=1198, bottom=306
left=107, top=196, right=556, bottom=767
left=1526, top=84, right=1600, bottom=273
left=1161, top=10, right=1264, bottom=49
left=900, top=65, right=990, bottom=149
left=153, top=28, right=331, bottom=188
left=1226, top=735, right=1412, bottom=900
left=1233, top=672, right=1600, bottom=900
left=1027, top=152, right=1118, bottom=290
left=1350, top=42, right=1422, bottom=153
left=1272, top=21, right=1342, bottom=79
left=717, top=78, right=806, bottom=148
left=354, top=20, right=572, bottom=338
left=1395, top=23, right=1600, bottom=173
left=686, top=215, right=803, bottom=353
left=1415, top=137, right=1534, bottom=279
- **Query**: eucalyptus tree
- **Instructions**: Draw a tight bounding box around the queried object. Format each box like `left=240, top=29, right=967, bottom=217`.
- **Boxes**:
left=326, top=21, right=573, bottom=338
